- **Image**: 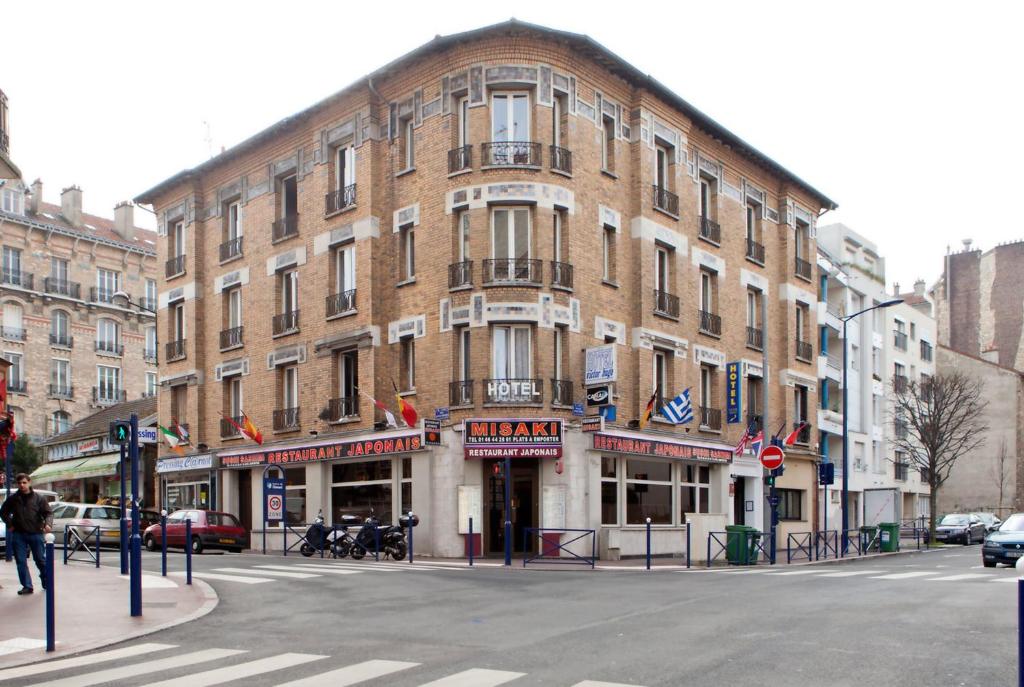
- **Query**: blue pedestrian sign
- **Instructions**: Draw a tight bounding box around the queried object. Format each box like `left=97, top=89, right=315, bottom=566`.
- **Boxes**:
left=434, top=407, right=450, bottom=421
left=572, top=403, right=584, bottom=417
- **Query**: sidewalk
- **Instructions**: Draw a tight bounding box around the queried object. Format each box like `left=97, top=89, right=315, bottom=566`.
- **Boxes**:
left=0, top=555, right=217, bottom=668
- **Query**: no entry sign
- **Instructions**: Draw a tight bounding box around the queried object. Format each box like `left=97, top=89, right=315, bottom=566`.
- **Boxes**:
left=759, top=445, right=785, bottom=471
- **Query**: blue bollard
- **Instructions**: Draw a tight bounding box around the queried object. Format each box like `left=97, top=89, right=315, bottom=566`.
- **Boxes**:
left=686, top=524, right=691, bottom=569
left=374, top=525, right=380, bottom=562
left=1019, top=578, right=1024, bottom=687
left=408, top=511, right=414, bottom=564
left=161, top=511, right=168, bottom=577
left=185, top=518, right=192, bottom=586
left=45, top=533, right=55, bottom=652
left=62, top=530, right=68, bottom=566
left=468, top=517, right=474, bottom=567
left=646, top=517, right=652, bottom=570
left=94, top=527, right=100, bottom=568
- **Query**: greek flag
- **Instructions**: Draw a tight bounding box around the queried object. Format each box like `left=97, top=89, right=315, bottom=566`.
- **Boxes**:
left=660, top=388, right=693, bottom=425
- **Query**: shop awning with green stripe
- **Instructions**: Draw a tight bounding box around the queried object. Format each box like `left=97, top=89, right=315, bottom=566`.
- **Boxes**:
left=30, top=459, right=88, bottom=483
left=74, top=453, right=121, bottom=478
left=30, top=453, right=121, bottom=483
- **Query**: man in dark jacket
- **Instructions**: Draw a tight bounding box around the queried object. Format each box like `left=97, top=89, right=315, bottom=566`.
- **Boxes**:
left=0, top=473, right=52, bottom=595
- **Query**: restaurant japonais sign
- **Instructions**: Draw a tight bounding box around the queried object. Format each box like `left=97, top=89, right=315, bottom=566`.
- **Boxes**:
left=463, top=419, right=563, bottom=459
left=221, top=433, right=423, bottom=468
left=592, top=433, right=731, bottom=464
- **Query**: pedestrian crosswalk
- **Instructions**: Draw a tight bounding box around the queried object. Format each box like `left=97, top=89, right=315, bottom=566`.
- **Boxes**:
left=163, top=558, right=469, bottom=586
left=0, top=643, right=646, bottom=686
left=706, top=566, right=1023, bottom=584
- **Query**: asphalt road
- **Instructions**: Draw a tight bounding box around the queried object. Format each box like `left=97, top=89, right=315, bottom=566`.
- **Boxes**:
left=0, top=545, right=1016, bottom=686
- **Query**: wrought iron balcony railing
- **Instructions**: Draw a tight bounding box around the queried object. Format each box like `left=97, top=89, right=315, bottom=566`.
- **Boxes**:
left=699, top=216, right=721, bottom=245
left=449, top=380, right=474, bottom=407
left=746, top=238, right=765, bottom=265
left=654, top=289, right=680, bottom=318
left=50, top=333, right=73, bottom=348
left=220, top=236, right=244, bottom=261
left=795, top=255, right=813, bottom=281
left=325, top=184, right=356, bottom=214
left=792, top=422, right=812, bottom=445
left=272, top=310, right=300, bottom=336
left=48, top=384, right=73, bottom=399
left=95, top=340, right=124, bottom=356
left=43, top=277, right=80, bottom=298
left=328, top=396, right=359, bottom=420
left=699, top=309, right=722, bottom=336
left=652, top=185, right=679, bottom=215
left=1, top=326, right=25, bottom=341
left=326, top=290, right=356, bottom=318
left=220, top=416, right=244, bottom=438
left=273, top=407, right=300, bottom=431
left=550, top=261, right=573, bottom=289
left=7, top=380, right=27, bottom=394
left=550, top=145, right=572, bottom=174
left=272, top=214, right=300, bottom=242
left=165, top=254, right=186, bottom=278
left=483, top=258, right=542, bottom=284
left=746, top=326, right=763, bottom=351
left=165, top=339, right=186, bottom=362
left=795, top=340, right=814, bottom=362
left=448, top=145, right=472, bottom=174
left=448, top=261, right=473, bottom=289
left=893, top=331, right=908, bottom=351
left=220, top=326, right=244, bottom=350
left=93, top=387, right=126, bottom=405
left=1, top=269, right=32, bottom=289
left=699, top=406, right=722, bottom=431
left=481, top=141, right=541, bottom=167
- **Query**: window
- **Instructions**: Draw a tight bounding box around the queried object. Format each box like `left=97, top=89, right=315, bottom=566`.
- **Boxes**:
left=679, top=465, right=711, bottom=520
left=51, top=358, right=70, bottom=394
left=457, top=96, right=470, bottom=148
left=745, top=203, right=762, bottom=257
left=655, top=246, right=670, bottom=293
left=170, top=220, right=185, bottom=258
left=491, top=93, right=529, bottom=143
left=553, top=325, right=565, bottom=382
left=225, top=200, right=242, bottom=241
left=331, top=458, right=396, bottom=525
left=653, top=348, right=669, bottom=405
left=145, top=279, right=157, bottom=307
left=51, top=310, right=69, bottom=344
left=491, top=207, right=530, bottom=261
left=400, top=338, right=415, bottom=391
left=602, top=225, right=616, bottom=282
left=2, top=246, right=21, bottom=282
left=50, top=411, right=71, bottom=437
left=171, top=385, right=187, bottom=422
left=699, top=176, right=717, bottom=220
left=625, top=459, right=672, bottom=524
left=700, top=269, right=717, bottom=314
left=452, top=326, right=472, bottom=406
left=796, top=305, right=808, bottom=342
left=285, top=468, right=306, bottom=525
left=601, top=457, right=618, bottom=525
left=1, top=189, right=22, bottom=214
left=281, top=364, right=298, bottom=409
left=97, top=318, right=120, bottom=353
left=601, top=113, right=615, bottom=172
left=226, top=287, right=242, bottom=330
left=552, top=94, right=566, bottom=148
left=492, top=325, right=531, bottom=380
left=458, top=328, right=471, bottom=381
left=400, top=224, right=415, bottom=279
left=1, top=302, right=22, bottom=340
left=794, top=219, right=809, bottom=261
left=145, top=326, right=156, bottom=359
left=655, top=143, right=670, bottom=190
left=336, top=350, right=358, bottom=415
left=279, top=175, right=298, bottom=217
left=776, top=489, right=803, bottom=520
left=920, top=340, right=933, bottom=361
left=333, top=244, right=356, bottom=305
left=97, top=365, right=121, bottom=401
left=794, top=385, right=809, bottom=425
left=457, top=211, right=470, bottom=262
left=96, top=268, right=119, bottom=302
left=281, top=269, right=298, bottom=315
left=747, top=290, right=761, bottom=329
left=700, top=365, right=714, bottom=410
left=400, top=117, right=415, bottom=169
left=334, top=147, right=355, bottom=191
left=552, top=211, right=563, bottom=263
left=226, top=376, right=243, bottom=421
left=51, top=257, right=69, bottom=283
left=171, top=302, right=185, bottom=341
left=145, top=372, right=158, bottom=397
left=3, top=352, right=22, bottom=388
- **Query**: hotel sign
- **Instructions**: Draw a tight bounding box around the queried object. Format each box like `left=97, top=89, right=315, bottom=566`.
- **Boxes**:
left=726, top=361, right=742, bottom=424
left=221, top=432, right=423, bottom=468
left=592, top=433, right=732, bottom=464
left=463, top=419, right=563, bottom=459
left=485, top=379, right=540, bottom=403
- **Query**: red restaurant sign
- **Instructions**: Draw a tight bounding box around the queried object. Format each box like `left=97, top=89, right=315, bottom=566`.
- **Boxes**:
left=220, top=433, right=423, bottom=469
left=591, top=433, right=732, bottom=464
left=463, top=419, right=563, bottom=459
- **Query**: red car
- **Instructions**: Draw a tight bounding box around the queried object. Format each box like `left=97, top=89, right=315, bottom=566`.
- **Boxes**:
left=143, top=509, right=249, bottom=554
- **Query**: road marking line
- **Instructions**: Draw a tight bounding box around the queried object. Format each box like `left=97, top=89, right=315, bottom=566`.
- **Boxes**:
left=213, top=567, right=320, bottom=579
left=572, top=682, right=644, bottom=687
left=714, top=569, right=771, bottom=575
left=0, top=643, right=176, bottom=681
left=27, top=649, right=245, bottom=687
left=141, top=653, right=327, bottom=687
left=992, top=577, right=1024, bottom=583
left=260, top=564, right=362, bottom=576
left=417, top=668, right=526, bottom=686
left=293, top=562, right=398, bottom=572
left=170, top=571, right=272, bottom=584
left=815, top=570, right=888, bottom=578
left=274, top=659, right=420, bottom=686
left=764, top=570, right=822, bottom=576
left=868, top=572, right=939, bottom=580
left=927, top=573, right=993, bottom=581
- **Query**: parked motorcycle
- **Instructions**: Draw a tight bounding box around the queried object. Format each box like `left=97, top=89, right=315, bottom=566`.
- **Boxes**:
left=300, top=511, right=336, bottom=557
left=331, top=511, right=409, bottom=561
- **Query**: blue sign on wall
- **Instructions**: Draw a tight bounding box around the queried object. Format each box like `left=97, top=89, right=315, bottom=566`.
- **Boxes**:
left=572, top=403, right=584, bottom=417
left=726, top=361, right=742, bottom=424
left=599, top=405, right=617, bottom=421
left=263, top=477, right=286, bottom=522
left=434, top=407, right=450, bottom=421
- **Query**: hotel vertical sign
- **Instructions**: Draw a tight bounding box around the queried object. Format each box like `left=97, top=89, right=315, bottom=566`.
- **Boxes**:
left=726, top=361, right=742, bottom=424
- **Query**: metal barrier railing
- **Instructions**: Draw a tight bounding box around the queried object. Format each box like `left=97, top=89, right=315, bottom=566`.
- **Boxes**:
left=787, top=532, right=813, bottom=564
left=841, top=529, right=864, bottom=556
left=522, top=528, right=596, bottom=568
left=815, top=530, right=839, bottom=560
left=63, top=526, right=101, bottom=567
left=707, top=530, right=775, bottom=567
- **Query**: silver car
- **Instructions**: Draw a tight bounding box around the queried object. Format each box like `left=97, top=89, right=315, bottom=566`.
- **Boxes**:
left=51, top=502, right=123, bottom=547
left=0, top=489, right=58, bottom=551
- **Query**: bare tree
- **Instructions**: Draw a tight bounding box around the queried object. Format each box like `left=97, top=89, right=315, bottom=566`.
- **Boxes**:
left=891, top=370, right=989, bottom=541
left=990, top=439, right=1012, bottom=516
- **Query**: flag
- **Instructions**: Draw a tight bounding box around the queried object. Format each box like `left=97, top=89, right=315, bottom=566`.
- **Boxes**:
left=158, top=424, right=185, bottom=456
left=173, top=418, right=190, bottom=445
left=784, top=421, right=809, bottom=446
left=638, top=389, right=658, bottom=430
left=241, top=412, right=264, bottom=445
left=749, top=430, right=764, bottom=457
left=660, top=388, right=693, bottom=425
left=392, top=381, right=419, bottom=427
left=355, top=386, right=397, bottom=428
left=733, top=421, right=756, bottom=456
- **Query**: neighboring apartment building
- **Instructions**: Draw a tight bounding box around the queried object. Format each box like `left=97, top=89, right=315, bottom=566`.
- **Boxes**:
left=0, top=87, right=20, bottom=181
left=0, top=180, right=159, bottom=442
left=136, top=20, right=835, bottom=558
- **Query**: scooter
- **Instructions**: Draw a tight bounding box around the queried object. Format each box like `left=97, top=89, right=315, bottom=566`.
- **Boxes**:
left=299, top=511, right=336, bottom=557
left=331, top=511, right=409, bottom=561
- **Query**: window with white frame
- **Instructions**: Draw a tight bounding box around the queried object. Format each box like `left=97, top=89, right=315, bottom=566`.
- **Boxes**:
left=400, top=337, right=416, bottom=392
left=2, top=301, right=22, bottom=339
left=280, top=269, right=298, bottom=315
left=145, top=326, right=156, bottom=359
left=490, top=93, right=529, bottom=143
left=3, top=352, right=22, bottom=388
left=602, top=224, right=616, bottom=282
left=600, top=457, right=618, bottom=525
left=679, top=464, right=711, bottom=520
left=655, top=143, right=671, bottom=191
left=491, top=325, right=531, bottom=380
left=279, top=175, right=298, bottom=218
left=145, top=372, right=158, bottom=397
left=96, top=268, right=119, bottom=302
left=1, top=189, right=22, bottom=214
left=226, top=376, right=243, bottom=420
left=96, top=318, right=120, bottom=354
left=457, top=96, right=470, bottom=148
left=50, top=411, right=71, bottom=437
left=1, top=246, right=21, bottom=282
left=699, top=175, right=717, bottom=220
left=97, top=365, right=120, bottom=401
left=281, top=364, right=298, bottom=410
left=456, top=211, right=470, bottom=263
left=400, top=224, right=415, bottom=280
left=334, top=147, right=355, bottom=191
left=51, top=358, right=70, bottom=394
left=170, top=220, right=185, bottom=258
left=491, top=207, right=530, bottom=262
left=653, top=348, right=669, bottom=404
left=601, top=113, right=615, bottom=172
left=171, top=302, right=186, bottom=342
left=400, top=116, right=415, bottom=169
left=225, top=200, right=242, bottom=241
left=50, top=257, right=69, bottom=283
left=226, top=287, right=242, bottom=330
left=334, top=243, right=356, bottom=305
left=336, top=349, right=358, bottom=417
left=145, top=278, right=157, bottom=306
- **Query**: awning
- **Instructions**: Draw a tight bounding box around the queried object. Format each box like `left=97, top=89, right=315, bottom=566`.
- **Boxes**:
left=30, top=453, right=122, bottom=483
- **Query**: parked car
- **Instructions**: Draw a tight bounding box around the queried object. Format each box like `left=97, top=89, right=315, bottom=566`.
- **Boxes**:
left=0, top=489, right=58, bottom=551
left=143, top=509, right=248, bottom=554
left=983, top=513, right=1024, bottom=567
left=934, top=513, right=987, bottom=545
left=51, top=502, right=123, bottom=547
left=971, top=512, right=1002, bottom=532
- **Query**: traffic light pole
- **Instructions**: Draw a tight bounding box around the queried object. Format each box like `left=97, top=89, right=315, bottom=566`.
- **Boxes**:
left=119, top=442, right=128, bottom=575
left=129, top=413, right=142, bottom=617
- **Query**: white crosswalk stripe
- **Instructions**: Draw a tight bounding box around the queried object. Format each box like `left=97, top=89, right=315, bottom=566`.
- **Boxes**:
left=572, top=682, right=643, bottom=686
left=169, top=571, right=271, bottom=584
left=0, top=643, right=176, bottom=681
left=992, top=577, right=1024, bottom=583
left=260, top=564, right=363, bottom=575
left=141, top=653, right=327, bottom=687
left=27, top=648, right=245, bottom=687
left=764, top=570, right=822, bottom=576
left=815, top=570, right=888, bottom=578
left=274, top=659, right=420, bottom=686
left=213, top=567, right=321, bottom=579
left=0, top=638, right=47, bottom=658
left=869, top=572, right=939, bottom=580
left=418, top=668, right=526, bottom=686
left=927, top=573, right=994, bottom=581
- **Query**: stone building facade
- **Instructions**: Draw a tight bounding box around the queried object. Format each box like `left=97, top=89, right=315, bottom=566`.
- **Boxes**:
left=136, top=20, right=835, bottom=558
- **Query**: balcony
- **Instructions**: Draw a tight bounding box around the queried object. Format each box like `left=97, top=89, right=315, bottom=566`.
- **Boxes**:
left=893, top=330, right=908, bottom=351
left=792, top=422, right=811, bottom=445
left=699, top=216, right=721, bottom=245
left=795, top=340, right=814, bottom=362
left=220, top=416, right=244, bottom=438
left=746, top=326, right=763, bottom=351
left=448, top=261, right=473, bottom=289
left=165, top=339, right=186, bottom=362
left=483, top=258, right=542, bottom=285
left=549, top=145, right=572, bottom=175
left=48, top=385, right=73, bottom=400
left=1, top=269, right=32, bottom=290
left=481, top=141, right=541, bottom=167
left=1, top=326, right=24, bottom=341
left=449, top=380, right=474, bottom=407
left=144, top=349, right=158, bottom=364
left=652, top=185, right=679, bottom=216
left=50, top=333, right=73, bottom=348
left=551, top=379, right=574, bottom=407
left=93, top=387, right=126, bottom=406
left=219, top=236, right=244, bottom=262
left=325, top=184, right=356, bottom=215
left=90, top=287, right=116, bottom=304
left=698, top=309, right=721, bottom=337
left=95, top=340, right=124, bottom=356
left=273, top=407, right=300, bottom=432
left=653, top=289, right=680, bottom=319
left=484, top=378, right=543, bottom=405
left=272, top=214, right=300, bottom=243
left=894, top=374, right=909, bottom=394
left=746, top=238, right=765, bottom=265
left=326, top=290, right=356, bottom=318
left=795, top=255, right=813, bottom=281
left=43, top=277, right=80, bottom=299
left=7, top=379, right=27, bottom=394
left=272, top=310, right=300, bottom=336
left=826, top=352, right=842, bottom=370
left=699, top=406, right=722, bottom=431
left=165, top=254, right=186, bottom=279
left=447, top=145, right=472, bottom=174
left=220, top=326, right=244, bottom=351
left=327, top=396, right=359, bottom=421
left=550, top=261, right=573, bottom=290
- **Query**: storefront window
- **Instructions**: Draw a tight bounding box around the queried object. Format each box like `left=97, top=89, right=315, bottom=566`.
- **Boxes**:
left=285, top=468, right=306, bottom=525
left=165, top=481, right=211, bottom=512
left=601, top=457, right=618, bottom=525
left=625, top=459, right=672, bottom=524
left=331, top=459, right=394, bottom=524
left=400, top=457, right=412, bottom=516
left=679, top=465, right=711, bottom=522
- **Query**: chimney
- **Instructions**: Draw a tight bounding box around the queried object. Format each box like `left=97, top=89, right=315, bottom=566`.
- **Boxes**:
left=28, top=178, right=41, bottom=214
left=113, top=201, right=134, bottom=240
left=893, top=282, right=900, bottom=297
left=60, top=185, right=82, bottom=226
left=914, top=279, right=926, bottom=297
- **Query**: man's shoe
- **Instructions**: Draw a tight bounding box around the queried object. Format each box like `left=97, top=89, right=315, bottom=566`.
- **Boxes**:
left=17, top=587, right=33, bottom=595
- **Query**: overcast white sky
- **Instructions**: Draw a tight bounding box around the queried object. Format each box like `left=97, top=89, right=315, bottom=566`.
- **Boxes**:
left=4, top=1, right=1021, bottom=291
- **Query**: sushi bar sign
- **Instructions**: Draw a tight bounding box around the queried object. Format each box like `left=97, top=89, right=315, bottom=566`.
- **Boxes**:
left=463, top=419, right=563, bottom=459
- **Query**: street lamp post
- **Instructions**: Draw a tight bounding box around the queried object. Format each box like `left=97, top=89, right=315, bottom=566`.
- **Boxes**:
left=840, top=298, right=902, bottom=553
left=112, top=290, right=156, bottom=315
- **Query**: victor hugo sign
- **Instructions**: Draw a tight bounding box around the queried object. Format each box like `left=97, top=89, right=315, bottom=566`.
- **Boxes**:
left=463, top=419, right=563, bottom=459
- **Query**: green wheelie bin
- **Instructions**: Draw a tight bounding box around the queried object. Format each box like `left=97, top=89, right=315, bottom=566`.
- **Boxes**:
left=726, top=525, right=759, bottom=564
left=878, top=522, right=900, bottom=552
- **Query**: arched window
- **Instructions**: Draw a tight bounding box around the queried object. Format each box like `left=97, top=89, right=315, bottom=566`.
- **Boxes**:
left=50, top=411, right=72, bottom=436
left=2, top=301, right=24, bottom=341
left=51, top=309, right=71, bottom=346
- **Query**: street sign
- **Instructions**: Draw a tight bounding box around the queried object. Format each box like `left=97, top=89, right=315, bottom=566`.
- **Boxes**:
left=109, top=420, right=131, bottom=445
left=263, top=477, right=285, bottom=521
left=818, top=462, right=835, bottom=485
left=434, top=407, right=450, bottom=421
left=759, top=445, right=785, bottom=471
left=572, top=403, right=584, bottom=417
left=585, top=385, right=612, bottom=407
left=137, top=426, right=158, bottom=444
left=769, top=496, right=780, bottom=507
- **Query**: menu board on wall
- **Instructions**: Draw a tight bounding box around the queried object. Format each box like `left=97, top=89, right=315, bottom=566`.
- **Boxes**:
left=542, top=485, right=566, bottom=530
left=457, top=485, right=482, bottom=535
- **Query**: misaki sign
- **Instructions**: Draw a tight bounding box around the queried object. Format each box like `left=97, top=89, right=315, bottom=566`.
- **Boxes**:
left=463, top=419, right=563, bottom=459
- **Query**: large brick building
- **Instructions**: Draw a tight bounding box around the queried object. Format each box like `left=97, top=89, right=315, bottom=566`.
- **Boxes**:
left=136, top=20, right=835, bottom=558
